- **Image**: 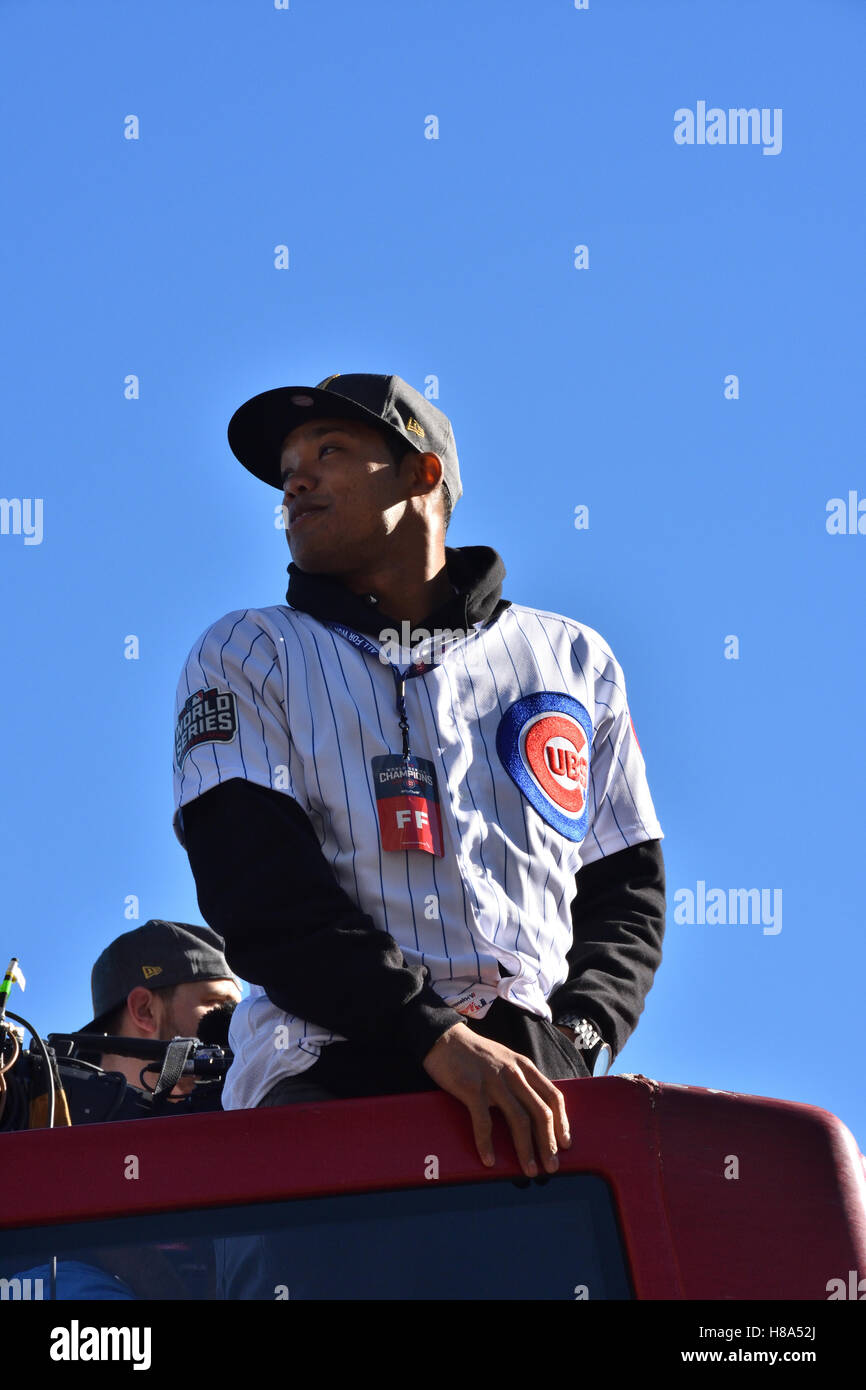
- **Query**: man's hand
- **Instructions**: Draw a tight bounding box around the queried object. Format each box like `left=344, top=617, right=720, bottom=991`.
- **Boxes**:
left=421, top=1022, right=571, bottom=1177
left=554, top=1023, right=577, bottom=1044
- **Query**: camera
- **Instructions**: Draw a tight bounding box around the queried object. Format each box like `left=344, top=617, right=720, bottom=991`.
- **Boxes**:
left=0, top=1003, right=235, bottom=1132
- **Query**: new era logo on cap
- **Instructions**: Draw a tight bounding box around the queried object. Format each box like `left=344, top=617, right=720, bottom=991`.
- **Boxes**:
left=80, top=920, right=240, bottom=1035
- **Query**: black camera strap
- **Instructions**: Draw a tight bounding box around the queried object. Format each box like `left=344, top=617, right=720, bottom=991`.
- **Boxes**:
left=150, top=1037, right=197, bottom=1099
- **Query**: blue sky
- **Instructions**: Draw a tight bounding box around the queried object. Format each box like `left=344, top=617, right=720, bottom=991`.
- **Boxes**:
left=2, top=0, right=863, bottom=1150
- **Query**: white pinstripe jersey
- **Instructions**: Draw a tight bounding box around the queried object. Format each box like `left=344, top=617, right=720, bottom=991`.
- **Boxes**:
left=172, top=603, right=663, bottom=1109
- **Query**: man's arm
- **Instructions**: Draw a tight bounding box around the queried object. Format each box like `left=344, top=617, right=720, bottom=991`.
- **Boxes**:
left=182, top=776, right=571, bottom=1176
left=182, top=777, right=461, bottom=1059
left=550, top=837, right=666, bottom=1064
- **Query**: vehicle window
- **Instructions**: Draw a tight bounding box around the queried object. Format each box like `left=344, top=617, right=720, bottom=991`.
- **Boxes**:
left=0, top=1174, right=632, bottom=1300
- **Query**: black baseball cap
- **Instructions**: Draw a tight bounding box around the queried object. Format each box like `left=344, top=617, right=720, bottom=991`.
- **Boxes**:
left=227, top=372, right=463, bottom=511
left=79, top=920, right=240, bottom=1034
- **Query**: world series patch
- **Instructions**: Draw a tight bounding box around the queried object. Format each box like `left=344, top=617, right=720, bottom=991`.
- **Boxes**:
left=175, top=687, right=238, bottom=766
left=495, top=692, right=592, bottom=841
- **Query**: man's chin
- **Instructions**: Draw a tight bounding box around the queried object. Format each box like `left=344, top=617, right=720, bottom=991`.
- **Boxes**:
left=289, top=546, right=346, bottom=575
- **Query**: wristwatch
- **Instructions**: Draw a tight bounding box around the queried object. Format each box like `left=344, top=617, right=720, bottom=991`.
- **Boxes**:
left=556, top=1015, right=613, bottom=1077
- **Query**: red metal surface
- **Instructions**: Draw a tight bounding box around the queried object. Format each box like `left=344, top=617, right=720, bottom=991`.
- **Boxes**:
left=1, top=1076, right=863, bottom=1300
left=651, top=1082, right=866, bottom=1300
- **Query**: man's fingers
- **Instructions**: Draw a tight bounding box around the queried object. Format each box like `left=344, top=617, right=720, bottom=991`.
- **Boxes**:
left=490, top=1081, right=541, bottom=1177
left=467, top=1095, right=496, bottom=1168
left=500, top=1067, right=563, bottom=1174
left=512, top=1060, right=572, bottom=1149
left=467, top=1072, right=559, bottom=1177
left=421, top=1023, right=573, bottom=1174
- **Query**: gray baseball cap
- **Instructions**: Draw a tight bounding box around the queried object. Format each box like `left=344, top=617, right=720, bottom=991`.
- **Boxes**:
left=227, top=372, right=463, bottom=511
left=79, top=920, right=239, bottom=1034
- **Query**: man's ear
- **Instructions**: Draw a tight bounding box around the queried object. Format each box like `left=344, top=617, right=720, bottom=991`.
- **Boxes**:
left=408, top=451, right=444, bottom=497
left=124, top=986, right=160, bottom=1036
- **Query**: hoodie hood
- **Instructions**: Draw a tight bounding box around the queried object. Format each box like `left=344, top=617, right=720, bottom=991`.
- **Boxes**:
left=285, top=545, right=511, bottom=639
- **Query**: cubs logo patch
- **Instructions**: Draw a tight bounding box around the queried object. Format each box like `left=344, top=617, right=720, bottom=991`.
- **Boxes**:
left=496, top=692, right=592, bottom=841
left=175, top=687, right=238, bottom=766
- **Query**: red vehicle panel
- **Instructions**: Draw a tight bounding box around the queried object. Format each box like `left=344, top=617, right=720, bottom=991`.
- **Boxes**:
left=2, top=1075, right=863, bottom=1301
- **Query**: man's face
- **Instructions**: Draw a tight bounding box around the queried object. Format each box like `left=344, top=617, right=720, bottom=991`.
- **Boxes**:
left=153, top=979, right=241, bottom=1042
left=280, top=417, right=410, bottom=574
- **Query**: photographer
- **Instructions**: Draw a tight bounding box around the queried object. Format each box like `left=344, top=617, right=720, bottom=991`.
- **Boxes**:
left=1, top=921, right=244, bottom=1300
left=79, top=919, right=241, bottom=1100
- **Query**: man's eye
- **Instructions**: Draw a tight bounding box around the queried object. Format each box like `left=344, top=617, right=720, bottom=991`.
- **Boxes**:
left=282, top=443, right=338, bottom=484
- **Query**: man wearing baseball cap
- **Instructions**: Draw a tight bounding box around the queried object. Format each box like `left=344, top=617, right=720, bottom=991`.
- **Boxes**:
left=81, top=920, right=241, bottom=1097
left=172, top=372, right=666, bottom=1179
left=18, top=921, right=244, bottom=1298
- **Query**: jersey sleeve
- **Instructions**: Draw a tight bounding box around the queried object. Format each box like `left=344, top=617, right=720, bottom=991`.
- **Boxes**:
left=172, top=610, right=292, bottom=848
left=580, top=642, right=664, bottom=867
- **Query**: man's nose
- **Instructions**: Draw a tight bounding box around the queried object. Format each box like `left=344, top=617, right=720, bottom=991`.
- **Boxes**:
left=283, top=473, right=312, bottom=502
left=282, top=451, right=319, bottom=497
